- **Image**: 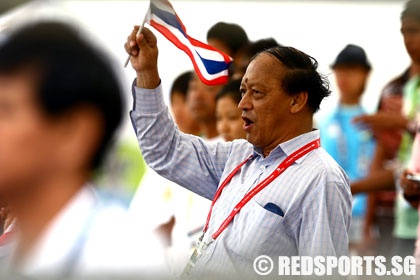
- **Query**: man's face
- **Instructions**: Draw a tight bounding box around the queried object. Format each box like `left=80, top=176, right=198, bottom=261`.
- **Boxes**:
left=239, top=53, right=294, bottom=152
left=401, top=16, right=420, bottom=64
left=186, top=75, right=221, bottom=123
left=0, top=73, right=57, bottom=193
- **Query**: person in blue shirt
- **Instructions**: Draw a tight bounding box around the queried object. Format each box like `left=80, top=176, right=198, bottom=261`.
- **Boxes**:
left=318, top=44, right=375, bottom=254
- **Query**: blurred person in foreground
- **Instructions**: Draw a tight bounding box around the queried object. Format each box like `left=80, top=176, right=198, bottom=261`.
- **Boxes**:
left=125, top=26, right=351, bottom=279
left=0, top=20, right=167, bottom=279
left=318, top=44, right=375, bottom=255
left=352, top=0, right=420, bottom=260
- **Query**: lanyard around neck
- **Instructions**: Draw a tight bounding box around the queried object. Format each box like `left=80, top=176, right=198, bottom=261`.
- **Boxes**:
left=203, top=138, right=320, bottom=241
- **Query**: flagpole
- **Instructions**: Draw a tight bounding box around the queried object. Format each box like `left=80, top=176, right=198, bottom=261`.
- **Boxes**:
left=124, top=7, right=150, bottom=68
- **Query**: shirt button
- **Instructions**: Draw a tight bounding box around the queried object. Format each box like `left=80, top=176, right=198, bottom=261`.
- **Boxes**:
left=260, top=165, right=266, bottom=172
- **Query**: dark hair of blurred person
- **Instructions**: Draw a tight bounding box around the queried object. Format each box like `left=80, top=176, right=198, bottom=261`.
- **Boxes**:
left=330, top=44, right=371, bottom=105
left=234, top=37, right=281, bottom=80
left=0, top=18, right=122, bottom=267
left=401, top=0, right=420, bottom=23
left=206, top=22, right=249, bottom=59
left=0, top=21, right=123, bottom=171
left=401, top=0, right=420, bottom=68
left=206, top=21, right=249, bottom=79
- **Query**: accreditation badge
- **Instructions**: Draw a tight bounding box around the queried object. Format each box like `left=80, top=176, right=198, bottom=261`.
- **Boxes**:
left=181, top=234, right=212, bottom=278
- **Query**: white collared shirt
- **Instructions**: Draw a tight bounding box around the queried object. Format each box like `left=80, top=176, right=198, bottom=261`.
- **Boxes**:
left=3, top=185, right=168, bottom=279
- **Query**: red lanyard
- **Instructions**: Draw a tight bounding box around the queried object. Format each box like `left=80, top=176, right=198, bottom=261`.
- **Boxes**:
left=203, top=138, right=320, bottom=240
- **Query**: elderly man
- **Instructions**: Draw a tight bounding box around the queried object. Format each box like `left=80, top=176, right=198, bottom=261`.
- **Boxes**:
left=126, top=26, right=351, bottom=279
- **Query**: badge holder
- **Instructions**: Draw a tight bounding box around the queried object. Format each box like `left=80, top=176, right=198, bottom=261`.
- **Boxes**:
left=181, top=234, right=212, bottom=278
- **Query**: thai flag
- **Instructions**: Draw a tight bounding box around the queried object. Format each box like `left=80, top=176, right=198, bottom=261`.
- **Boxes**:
left=147, top=0, right=232, bottom=86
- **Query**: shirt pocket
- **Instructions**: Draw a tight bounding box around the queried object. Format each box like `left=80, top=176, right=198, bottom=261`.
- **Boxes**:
left=229, top=199, right=293, bottom=259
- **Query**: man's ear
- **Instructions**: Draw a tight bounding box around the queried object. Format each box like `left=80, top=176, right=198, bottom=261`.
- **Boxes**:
left=289, top=91, right=308, bottom=114
left=53, top=107, right=104, bottom=172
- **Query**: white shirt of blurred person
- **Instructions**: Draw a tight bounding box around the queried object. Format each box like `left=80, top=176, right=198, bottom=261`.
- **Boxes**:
left=318, top=44, right=375, bottom=252
left=126, top=26, right=351, bottom=279
left=216, top=79, right=246, bottom=142
left=0, top=21, right=167, bottom=279
left=129, top=70, right=216, bottom=276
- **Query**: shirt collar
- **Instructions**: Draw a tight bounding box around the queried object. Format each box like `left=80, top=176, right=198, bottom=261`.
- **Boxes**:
left=252, top=130, right=320, bottom=164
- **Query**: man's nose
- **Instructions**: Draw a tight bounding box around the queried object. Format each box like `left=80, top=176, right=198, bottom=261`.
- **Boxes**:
left=238, top=93, right=251, bottom=111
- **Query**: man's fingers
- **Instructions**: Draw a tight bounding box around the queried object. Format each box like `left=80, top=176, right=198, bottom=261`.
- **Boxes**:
left=125, top=26, right=141, bottom=55
left=136, top=27, right=157, bottom=48
left=125, top=42, right=138, bottom=56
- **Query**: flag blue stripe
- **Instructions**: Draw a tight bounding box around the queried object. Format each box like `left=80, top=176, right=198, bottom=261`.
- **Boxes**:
left=198, top=55, right=230, bottom=75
